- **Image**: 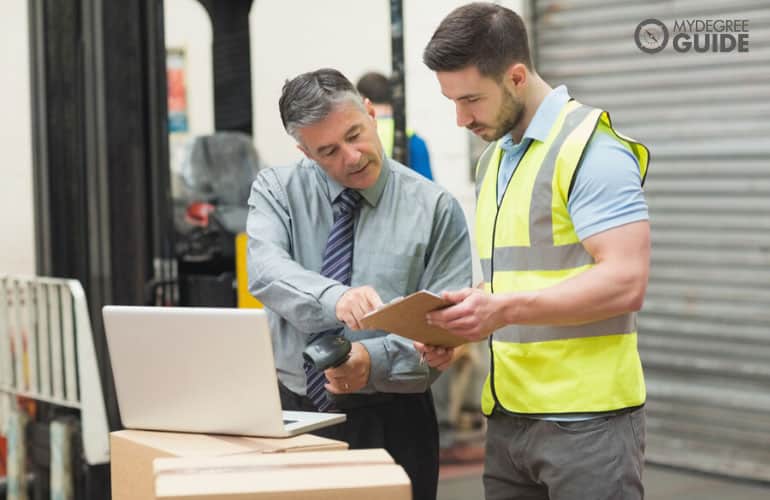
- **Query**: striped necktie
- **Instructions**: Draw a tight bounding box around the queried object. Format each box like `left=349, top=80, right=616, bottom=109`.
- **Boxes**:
left=304, top=188, right=362, bottom=411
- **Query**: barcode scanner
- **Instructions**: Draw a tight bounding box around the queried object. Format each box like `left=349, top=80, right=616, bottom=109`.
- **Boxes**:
left=302, top=335, right=352, bottom=371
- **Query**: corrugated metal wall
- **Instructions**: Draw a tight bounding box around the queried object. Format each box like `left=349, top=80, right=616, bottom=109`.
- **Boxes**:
left=534, top=0, right=770, bottom=482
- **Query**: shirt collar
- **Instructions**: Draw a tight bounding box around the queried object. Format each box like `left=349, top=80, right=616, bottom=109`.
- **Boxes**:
left=500, top=85, right=571, bottom=150
left=322, top=156, right=390, bottom=207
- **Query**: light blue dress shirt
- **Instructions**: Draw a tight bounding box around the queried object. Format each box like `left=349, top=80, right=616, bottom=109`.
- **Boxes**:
left=497, top=85, right=648, bottom=241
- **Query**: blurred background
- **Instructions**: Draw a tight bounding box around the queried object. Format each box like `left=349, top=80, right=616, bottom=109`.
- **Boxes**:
left=1, top=0, right=769, bottom=498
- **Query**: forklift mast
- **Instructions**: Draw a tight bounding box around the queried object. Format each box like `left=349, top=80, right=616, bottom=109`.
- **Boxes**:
left=25, top=1, right=407, bottom=497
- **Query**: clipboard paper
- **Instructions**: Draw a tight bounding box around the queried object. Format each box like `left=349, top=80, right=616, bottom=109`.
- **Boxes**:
left=360, top=291, right=467, bottom=347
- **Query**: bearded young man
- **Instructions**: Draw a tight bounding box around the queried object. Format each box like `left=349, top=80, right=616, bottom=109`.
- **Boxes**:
left=423, top=3, right=651, bottom=499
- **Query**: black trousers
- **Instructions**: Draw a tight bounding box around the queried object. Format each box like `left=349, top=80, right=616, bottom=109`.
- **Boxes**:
left=279, top=383, right=439, bottom=500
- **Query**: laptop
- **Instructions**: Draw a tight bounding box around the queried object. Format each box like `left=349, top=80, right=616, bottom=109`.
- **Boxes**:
left=102, top=305, right=345, bottom=437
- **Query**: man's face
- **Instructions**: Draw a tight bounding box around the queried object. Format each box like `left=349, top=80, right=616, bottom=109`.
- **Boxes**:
left=436, top=65, right=524, bottom=142
left=297, top=100, right=383, bottom=190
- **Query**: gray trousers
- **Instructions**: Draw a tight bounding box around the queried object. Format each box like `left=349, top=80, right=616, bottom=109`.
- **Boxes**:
left=484, top=407, right=646, bottom=500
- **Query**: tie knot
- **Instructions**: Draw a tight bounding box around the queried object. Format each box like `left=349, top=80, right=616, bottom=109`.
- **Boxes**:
left=334, top=189, right=362, bottom=215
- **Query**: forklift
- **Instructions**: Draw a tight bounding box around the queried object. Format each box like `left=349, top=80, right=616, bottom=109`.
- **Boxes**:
left=7, top=1, right=409, bottom=498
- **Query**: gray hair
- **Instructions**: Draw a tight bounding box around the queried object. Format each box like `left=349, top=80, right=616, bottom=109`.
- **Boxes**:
left=279, top=68, right=366, bottom=140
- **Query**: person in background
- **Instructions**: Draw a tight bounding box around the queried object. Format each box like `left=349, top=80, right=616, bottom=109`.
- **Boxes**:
left=356, top=71, right=434, bottom=180
left=246, top=68, right=472, bottom=500
left=423, top=3, right=651, bottom=500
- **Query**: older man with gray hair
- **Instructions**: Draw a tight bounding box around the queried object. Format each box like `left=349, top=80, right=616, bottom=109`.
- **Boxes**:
left=245, top=68, right=471, bottom=500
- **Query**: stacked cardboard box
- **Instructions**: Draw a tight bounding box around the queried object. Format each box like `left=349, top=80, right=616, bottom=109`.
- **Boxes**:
left=111, top=430, right=348, bottom=500
left=154, top=448, right=411, bottom=499
left=111, top=430, right=411, bottom=500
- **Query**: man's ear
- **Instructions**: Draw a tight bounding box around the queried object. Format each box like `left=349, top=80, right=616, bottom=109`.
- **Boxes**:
left=363, top=98, right=377, bottom=120
left=504, top=63, right=528, bottom=90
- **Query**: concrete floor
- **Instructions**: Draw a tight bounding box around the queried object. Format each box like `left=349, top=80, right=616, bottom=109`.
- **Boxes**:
left=437, top=463, right=770, bottom=500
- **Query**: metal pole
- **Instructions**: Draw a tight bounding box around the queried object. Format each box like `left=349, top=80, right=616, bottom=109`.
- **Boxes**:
left=389, top=0, right=408, bottom=165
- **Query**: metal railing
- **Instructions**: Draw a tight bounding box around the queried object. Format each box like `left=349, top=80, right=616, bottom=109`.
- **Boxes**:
left=0, top=275, right=109, bottom=466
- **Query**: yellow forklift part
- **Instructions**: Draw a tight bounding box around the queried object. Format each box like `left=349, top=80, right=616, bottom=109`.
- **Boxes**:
left=236, top=232, right=263, bottom=309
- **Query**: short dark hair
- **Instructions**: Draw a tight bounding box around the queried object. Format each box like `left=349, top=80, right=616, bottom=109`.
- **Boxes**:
left=356, top=72, right=392, bottom=105
left=278, top=68, right=363, bottom=139
left=423, top=2, right=532, bottom=78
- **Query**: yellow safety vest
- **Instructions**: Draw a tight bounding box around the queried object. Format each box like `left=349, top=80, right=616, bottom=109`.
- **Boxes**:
left=475, top=99, right=650, bottom=416
left=376, top=116, right=414, bottom=157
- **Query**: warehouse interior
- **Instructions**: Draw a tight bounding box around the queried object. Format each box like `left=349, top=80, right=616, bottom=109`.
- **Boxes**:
left=1, top=1, right=770, bottom=499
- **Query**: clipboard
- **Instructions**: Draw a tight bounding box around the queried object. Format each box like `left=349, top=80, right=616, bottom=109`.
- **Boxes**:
left=360, top=290, right=467, bottom=347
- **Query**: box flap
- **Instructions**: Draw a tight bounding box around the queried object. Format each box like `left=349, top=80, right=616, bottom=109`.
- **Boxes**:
left=112, top=429, right=346, bottom=458
left=154, top=448, right=393, bottom=475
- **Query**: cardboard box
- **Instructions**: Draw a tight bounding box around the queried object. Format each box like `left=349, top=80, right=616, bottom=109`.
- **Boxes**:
left=111, top=430, right=348, bottom=500
left=153, top=449, right=411, bottom=500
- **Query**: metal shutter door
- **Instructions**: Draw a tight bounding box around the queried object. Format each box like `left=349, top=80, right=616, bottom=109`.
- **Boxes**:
left=534, top=0, right=770, bottom=481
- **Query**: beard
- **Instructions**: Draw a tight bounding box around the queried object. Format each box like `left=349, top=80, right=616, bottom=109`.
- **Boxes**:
left=473, top=88, right=524, bottom=142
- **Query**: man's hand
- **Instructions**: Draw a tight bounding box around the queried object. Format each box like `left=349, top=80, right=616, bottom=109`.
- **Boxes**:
left=426, top=288, right=506, bottom=342
left=336, top=286, right=383, bottom=330
left=325, top=342, right=371, bottom=394
left=414, top=341, right=455, bottom=371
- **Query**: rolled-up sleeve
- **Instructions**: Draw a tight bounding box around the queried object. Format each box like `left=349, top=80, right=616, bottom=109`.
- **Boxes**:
left=246, top=169, right=347, bottom=334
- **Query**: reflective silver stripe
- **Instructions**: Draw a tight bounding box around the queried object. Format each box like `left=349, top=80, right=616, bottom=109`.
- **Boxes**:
left=481, top=258, right=492, bottom=282
left=475, top=143, right=499, bottom=199
left=493, top=243, right=593, bottom=271
left=529, top=105, right=596, bottom=245
left=493, top=313, right=636, bottom=343
left=480, top=243, right=593, bottom=281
